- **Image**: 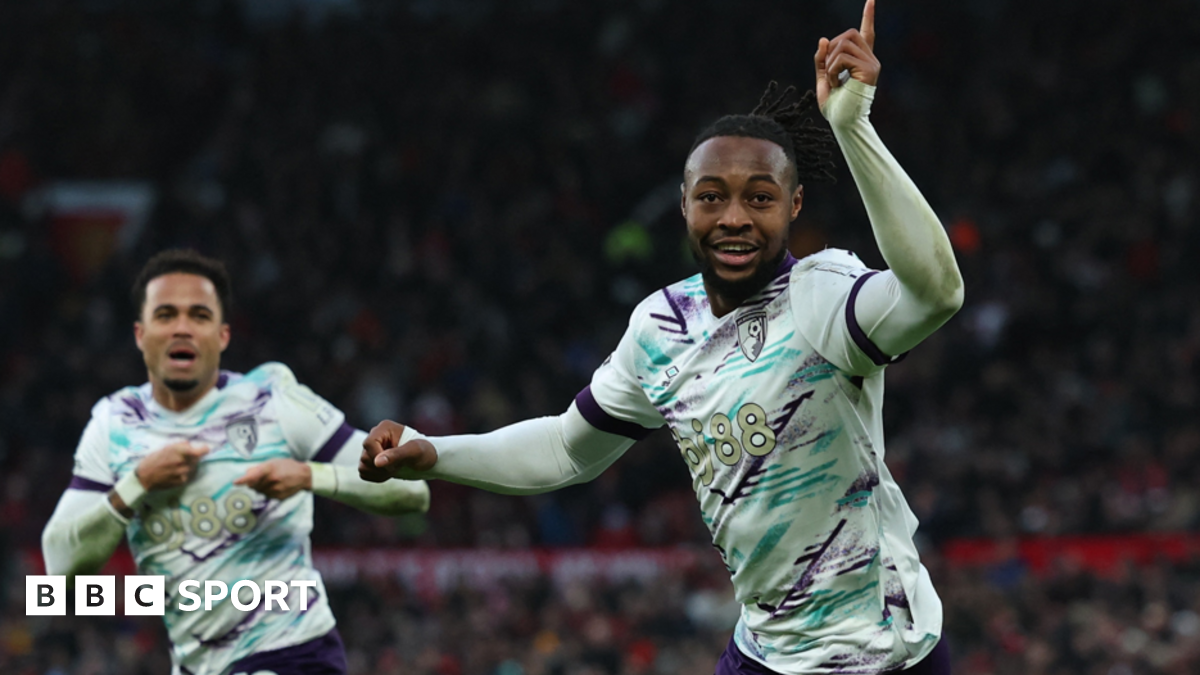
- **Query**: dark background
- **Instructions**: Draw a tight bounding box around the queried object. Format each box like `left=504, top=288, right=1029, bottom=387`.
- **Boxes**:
left=1, top=1, right=1198, bottom=673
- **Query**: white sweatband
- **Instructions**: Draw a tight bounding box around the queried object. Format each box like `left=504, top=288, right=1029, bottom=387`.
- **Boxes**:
left=112, top=470, right=148, bottom=513
left=309, top=461, right=337, bottom=494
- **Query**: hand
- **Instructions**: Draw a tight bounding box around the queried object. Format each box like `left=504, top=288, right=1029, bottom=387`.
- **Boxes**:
left=814, top=0, right=879, bottom=110
left=359, top=420, right=438, bottom=483
left=233, top=459, right=312, bottom=500
left=135, top=442, right=209, bottom=491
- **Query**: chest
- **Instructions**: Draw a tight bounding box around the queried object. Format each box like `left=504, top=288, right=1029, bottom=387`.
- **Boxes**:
left=640, top=296, right=853, bottom=492
left=107, top=392, right=293, bottom=484
left=642, top=293, right=832, bottom=421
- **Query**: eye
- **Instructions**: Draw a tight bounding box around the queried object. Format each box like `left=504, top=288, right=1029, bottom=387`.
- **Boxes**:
left=751, top=193, right=774, bottom=204
left=698, top=193, right=721, bottom=203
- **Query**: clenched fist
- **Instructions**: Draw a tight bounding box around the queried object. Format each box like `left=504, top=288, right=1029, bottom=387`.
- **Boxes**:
left=359, top=420, right=438, bottom=483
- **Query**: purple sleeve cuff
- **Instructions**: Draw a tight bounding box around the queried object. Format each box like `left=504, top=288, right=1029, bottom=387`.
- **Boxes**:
left=69, top=475, right=114, bottom=492
left=312, top=422, right=355, bottom=463
left=574, top=386, right=656, bottom=441
left=846, top=271, right=906, bottom=367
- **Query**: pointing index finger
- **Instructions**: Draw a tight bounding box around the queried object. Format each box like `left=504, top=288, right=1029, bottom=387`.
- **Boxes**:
left=861, top=0, right=876, bottom=49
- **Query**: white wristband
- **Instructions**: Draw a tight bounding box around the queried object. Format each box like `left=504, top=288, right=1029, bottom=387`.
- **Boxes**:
left=308, top=462, right=337, bottom=496
left=399, top=426, right=427, bottom=445
left=112, top=470, right=148, bottom=512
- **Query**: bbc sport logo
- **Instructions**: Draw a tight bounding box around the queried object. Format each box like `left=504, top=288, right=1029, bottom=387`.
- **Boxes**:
left=26, top=575, right=317, bottom=616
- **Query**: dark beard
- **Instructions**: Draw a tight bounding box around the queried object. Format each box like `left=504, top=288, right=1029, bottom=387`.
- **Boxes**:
left=694, top=246, right=787, bottom=308
left=164, top=378, right=200, bottom=392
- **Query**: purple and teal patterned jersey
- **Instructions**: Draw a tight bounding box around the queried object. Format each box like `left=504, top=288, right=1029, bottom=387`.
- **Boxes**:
left=70, top=363, right=353, bottom=675
left=580, top=250, right=942, bottom=674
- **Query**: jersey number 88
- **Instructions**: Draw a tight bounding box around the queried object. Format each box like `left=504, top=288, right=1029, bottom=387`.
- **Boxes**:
left=672, top=403, right=776, bottom=485
left=142, top=489, right=258, bottom=549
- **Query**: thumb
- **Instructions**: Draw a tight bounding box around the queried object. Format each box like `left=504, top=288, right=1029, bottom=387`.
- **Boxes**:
left=376, top=439, right=438, bottom=471
left=814, top=37, right=830, bottom=77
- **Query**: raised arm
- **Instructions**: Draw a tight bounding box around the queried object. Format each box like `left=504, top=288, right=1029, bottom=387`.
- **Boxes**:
left=359, top=401, right=635, bottom=495
left=816, top=0, right=964, bottom=357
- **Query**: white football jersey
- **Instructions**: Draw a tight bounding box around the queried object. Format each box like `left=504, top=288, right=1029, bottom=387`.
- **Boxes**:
left=580, top=250, right=942, bottom=674
left=69, top=363, right=353, bottom=675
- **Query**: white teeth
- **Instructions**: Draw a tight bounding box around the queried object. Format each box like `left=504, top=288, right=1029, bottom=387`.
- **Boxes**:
left=716, top=244, right=754, bottom=252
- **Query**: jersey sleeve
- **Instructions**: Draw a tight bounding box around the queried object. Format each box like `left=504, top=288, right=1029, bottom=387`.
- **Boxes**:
left=576, top=306, right=666, bottom=439
left=791, top=250, right=905, bottom=377
left=69, top=399, right=116, bottom=491
left=265, top=363, right=353, bottom=462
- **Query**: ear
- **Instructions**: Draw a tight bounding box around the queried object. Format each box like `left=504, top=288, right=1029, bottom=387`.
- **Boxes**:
left=219, top=323, right=231, bottom=353
left=134, top=322, right=145, bottom=351
left=679, top=182, right=687, bottom=218
left=790, top=185, right=804, bottom=221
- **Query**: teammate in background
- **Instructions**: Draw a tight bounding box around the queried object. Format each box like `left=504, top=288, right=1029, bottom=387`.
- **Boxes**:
left=362, top=2, right=959, bottom=673
left=42, top=249, right=430, bottom=675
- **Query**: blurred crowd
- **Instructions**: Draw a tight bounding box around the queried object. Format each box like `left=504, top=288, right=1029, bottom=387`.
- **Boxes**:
left=0, top=0, right=1198, bottom=673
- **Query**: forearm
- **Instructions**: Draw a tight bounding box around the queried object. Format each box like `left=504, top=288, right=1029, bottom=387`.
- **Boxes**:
left=42, top=486, right=133, bottom=581
left=826, top=80, right=963, bottom=313
left=309, top=462, right=430, bottom=516
left=402, top=403, right=634, bottom=495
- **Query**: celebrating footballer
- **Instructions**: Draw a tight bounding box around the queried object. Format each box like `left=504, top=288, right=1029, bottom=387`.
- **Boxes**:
left=362, top=2, right=962, bottom=673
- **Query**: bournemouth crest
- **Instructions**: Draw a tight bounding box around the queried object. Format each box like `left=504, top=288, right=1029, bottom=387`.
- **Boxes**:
left=225, top=417, right=259, bottom=458
left=736, top=311, right=767, bottom=362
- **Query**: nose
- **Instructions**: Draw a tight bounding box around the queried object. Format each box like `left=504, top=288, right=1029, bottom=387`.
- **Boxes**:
left=170, top=316, right=195, bottom=337
left=716, top=200, right=752, bottom=231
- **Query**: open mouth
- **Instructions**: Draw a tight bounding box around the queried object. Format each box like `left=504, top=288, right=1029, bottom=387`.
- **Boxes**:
left=167, top=345, right=198, bottom=368
left=710, top=240, right=760, bottom=268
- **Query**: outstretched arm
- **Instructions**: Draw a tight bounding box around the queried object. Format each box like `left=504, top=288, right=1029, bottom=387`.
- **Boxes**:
left=816, top=0, right=964, bottom=357
left=360, top=402, right=635, bottom=495
left=235, top=429, right=430, bottom=516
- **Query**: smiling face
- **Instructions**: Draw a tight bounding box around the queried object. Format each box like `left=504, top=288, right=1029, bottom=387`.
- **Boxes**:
left=134, top=273, right=230, bottom=410
left=682, top=135, right=803, bottom=316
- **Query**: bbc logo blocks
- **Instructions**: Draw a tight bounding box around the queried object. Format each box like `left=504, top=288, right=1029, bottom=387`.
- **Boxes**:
left=74, top=575, right=116, bottom=616
left=125, top=575, right=166, bottom=615
left=26, top=575, right=66, bottom=616
left=28, top=575, right=165, bottom=616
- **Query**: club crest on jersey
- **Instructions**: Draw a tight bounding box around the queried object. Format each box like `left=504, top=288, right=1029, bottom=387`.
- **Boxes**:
left=225, top=417, right=258, bottom=458
left=736, top=311, right=767, bottom=362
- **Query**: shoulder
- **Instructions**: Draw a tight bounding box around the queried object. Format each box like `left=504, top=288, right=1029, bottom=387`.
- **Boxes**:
left=242, top=362, right=298, bottom=391
left=92, top=384, right=148, bottom=422
left=792, top=248, right=871, bottom=279
left=627, top=273, right=708, bottom=332
left=789, top=248, right=877, bottom=299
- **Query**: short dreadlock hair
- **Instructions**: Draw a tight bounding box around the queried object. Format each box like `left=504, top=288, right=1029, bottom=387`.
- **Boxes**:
left=687, top=81, right=837, bottom=189
left=132, top=249, right=233, bottom=320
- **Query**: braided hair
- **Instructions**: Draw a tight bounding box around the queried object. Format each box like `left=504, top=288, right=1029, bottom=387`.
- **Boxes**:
left=687, top=81, right=837, bottom=188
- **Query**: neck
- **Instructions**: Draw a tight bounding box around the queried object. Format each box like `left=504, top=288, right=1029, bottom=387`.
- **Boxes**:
left=707, top=291, right=740, bottom=319
left=149, top=372, right=219, bottom=412
left=703, top=251, right=796, bottom=318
